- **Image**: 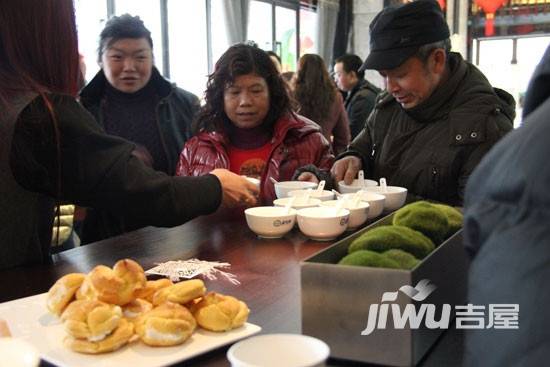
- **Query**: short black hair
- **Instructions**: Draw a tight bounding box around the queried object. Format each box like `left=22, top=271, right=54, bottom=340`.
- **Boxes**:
left=98, top=14, right=153, bottom=63
left=335, top=54, right=364, bottom=80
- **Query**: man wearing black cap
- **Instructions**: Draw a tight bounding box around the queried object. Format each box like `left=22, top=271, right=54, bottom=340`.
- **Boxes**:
left=334, top=54, right=381, bottom=139
left=329, top=0, right=515, bottom=205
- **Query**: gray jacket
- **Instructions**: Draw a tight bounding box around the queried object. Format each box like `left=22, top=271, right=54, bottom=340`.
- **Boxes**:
left=80, top=67, right=199, bottom=175
left=463, top=45, right=550, bottom=367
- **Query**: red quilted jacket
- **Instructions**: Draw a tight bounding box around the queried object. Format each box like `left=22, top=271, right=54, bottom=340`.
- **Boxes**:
left=176, top=113, right=334, bottom=204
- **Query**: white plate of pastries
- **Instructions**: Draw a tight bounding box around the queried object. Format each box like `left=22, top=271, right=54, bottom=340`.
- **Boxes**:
left=0, top=259, right=261, bottom=367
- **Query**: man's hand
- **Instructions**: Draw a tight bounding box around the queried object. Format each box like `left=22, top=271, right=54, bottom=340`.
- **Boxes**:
left=331, top=156, right=363, bottom=185
left=296, top=172, right=319, bottom=184
left=210, top=169, right=260, bottom=208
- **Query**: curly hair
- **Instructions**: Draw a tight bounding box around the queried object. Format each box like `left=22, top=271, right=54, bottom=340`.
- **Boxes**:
left=293, top=54, right=336, bottom=124
left=193, top=44, right=291, bottom=134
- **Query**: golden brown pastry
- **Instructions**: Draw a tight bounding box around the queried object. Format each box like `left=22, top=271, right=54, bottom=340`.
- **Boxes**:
left=46, top=273, right=86, bottom=316
left=64, top=318, right=134, bottom=354
left=61, top=300, right=123, bottom=341
left=135, top=302, right=196, bottom=346
left=135, top=278, right=173, bottom=303
left=89, top=259, right=147, bottom=305
left=123, top=298, right=153, bottom=322
left=75, top=273, right=97, bottom=301
left=152, top=279, right=206, bottom=306
left=191, top=292, right=249, bottom=332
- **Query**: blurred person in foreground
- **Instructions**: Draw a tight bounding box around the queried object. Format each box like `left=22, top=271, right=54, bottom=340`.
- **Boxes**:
left=176, top=44, right=334, bottom=204
left=79, top=14, right=200, bottom=243
left=463, top=44, right=550, bottom=367
left=333, top=53, right=381, bottom=139
left=300, top=0, right=514, bottom=206
left=0, top=0, right=258, bottom=270
left=293, top=54, right=351, bottom=155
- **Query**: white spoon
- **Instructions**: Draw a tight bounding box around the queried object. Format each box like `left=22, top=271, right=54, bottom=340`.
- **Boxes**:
left=331, top=189, right=343, bottom=199
left=351, top=189, right=364, bottom=208
left=316, top=180, right=326, bottom=193
left=379, top=177, right=387, bottom=193
left=335, top=197, right=347, bottom=215
left=358, top=170, right=365, bottom=187
left=302, top=188, right=312, bottom=201
left=284, top=196, right=296, bottom=214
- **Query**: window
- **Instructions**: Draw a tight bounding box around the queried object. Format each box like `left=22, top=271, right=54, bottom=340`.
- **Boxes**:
left=275, top=6, right=297, bottom=71
left=299, top=7, right=318, bottom=57
left=74, top=0, right=108, bottom=82
left=474, top=36, right=550, bottom=127
left=211, top=0, right=232, bottom=66
left=167, top=0, right=208, bottom=98
left=247, top=0, right=273, bottom=51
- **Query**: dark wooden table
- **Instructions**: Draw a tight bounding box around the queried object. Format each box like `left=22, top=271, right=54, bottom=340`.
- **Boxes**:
left=0, top=211, right=463, bottom=367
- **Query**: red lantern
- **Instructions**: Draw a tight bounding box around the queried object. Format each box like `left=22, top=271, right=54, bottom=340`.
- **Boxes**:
left=474, top=0, right=508, bottom=36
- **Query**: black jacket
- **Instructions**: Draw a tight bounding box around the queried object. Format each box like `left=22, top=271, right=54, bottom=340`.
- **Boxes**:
left=463, top=45, right=550, bottom=367
left=80, top=67, right=199, bottom=175
left=5, top=94, right=221, bottom=268
left=342, top=52, right=515, bottom=206
left=79, top=68, right=201, bottom=243
left=344, top=79, right=381, bottom=139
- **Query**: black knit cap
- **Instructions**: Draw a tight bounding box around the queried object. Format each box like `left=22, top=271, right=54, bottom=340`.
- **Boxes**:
left=360, top=0, right=450, bottom=71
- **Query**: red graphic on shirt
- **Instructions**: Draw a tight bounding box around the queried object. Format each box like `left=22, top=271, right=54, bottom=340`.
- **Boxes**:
left=239, top=158, right=265, bottom=178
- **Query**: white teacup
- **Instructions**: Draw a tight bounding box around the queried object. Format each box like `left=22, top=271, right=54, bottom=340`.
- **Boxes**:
left=273, top=197, right=322, bottom=210
left=339, top=192, right=385, bottom=219
left=337, top=178, right=378, bottom=194
left=0, top=338, right=40, bottom=367
left=289, top=189, right=334, bottom=202
left=297, top=206, right=350, bottom=241
left=274, top=181, right=318, bottom=199
left=245, top=206, right=297, bottom=238
left=320, top=199, right=370, bottom=230
left=227, top=333, right=329, bottom=367
left=363, top=186, right=408, bottom=212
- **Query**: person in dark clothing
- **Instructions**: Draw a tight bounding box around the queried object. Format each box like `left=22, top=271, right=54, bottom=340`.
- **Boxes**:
left=325, top=0, right=514, bottom=205
left=334, top=54, right=380, bottom=139
left=0, top=0, right=258, bottom=270
left=79, top=14, right=201, bottom=243
left=462, top=44, right=550, bottom=367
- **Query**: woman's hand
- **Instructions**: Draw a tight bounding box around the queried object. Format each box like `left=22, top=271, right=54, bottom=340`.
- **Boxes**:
left=210, top=169, right=260, bottom=208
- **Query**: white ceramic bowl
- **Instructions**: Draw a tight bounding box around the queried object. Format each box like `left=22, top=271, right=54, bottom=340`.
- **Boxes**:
left=289, top=189, right=334, bottom=202
left=0, top=338, right=40, bottom=367
left=363, top=186, right=408, bottom=212
left=273, top=197, right=322, bottom=210
left=338, top=178, right=378, bottom=194
left=297, top=206, right=350, bottom=241
left=227, top=333, right=330, bottom=367
left=244, top=206, right=297, bottom=238
left=320, top=200, right=370, bottom=230
left=274, top=181, right=318, bottom=199
left=339, top=192, right=386, bottom=219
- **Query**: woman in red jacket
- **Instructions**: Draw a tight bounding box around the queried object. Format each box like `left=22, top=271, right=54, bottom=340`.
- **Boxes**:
left=176, top=44, right=334, bottom=204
